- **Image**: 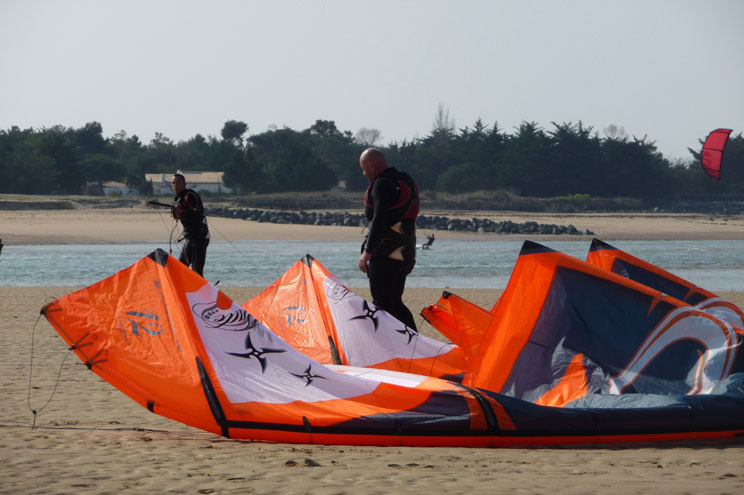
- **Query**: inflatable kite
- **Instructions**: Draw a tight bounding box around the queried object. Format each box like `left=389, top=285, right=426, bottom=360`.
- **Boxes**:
left=42, top=244, right=744, bottom=446
left=700, top=128, right=732, bottom=180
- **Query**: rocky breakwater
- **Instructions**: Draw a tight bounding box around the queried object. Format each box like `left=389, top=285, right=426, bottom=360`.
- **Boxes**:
left=206, top=207, right=594, bottom=236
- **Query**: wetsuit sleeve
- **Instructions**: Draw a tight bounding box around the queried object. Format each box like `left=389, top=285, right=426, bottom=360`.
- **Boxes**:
left=365, top=177, right=396, bottom=254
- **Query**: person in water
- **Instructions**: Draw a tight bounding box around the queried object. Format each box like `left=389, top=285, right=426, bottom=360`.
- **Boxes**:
left=357, top=147, right=420, bottom=330
left=422, top=233, right=435, bottom=249
left=171, top=173, right=210, bottom=276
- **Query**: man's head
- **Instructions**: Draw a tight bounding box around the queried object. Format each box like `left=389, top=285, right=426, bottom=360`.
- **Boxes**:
left=171, top=173, right=186, bottom=194
left=359, top=147, right=388, bottom=182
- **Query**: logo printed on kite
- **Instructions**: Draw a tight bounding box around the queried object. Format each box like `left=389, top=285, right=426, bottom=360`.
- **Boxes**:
left=122, top=310, right=163, bottom=336
left=193, top=301, right=260, bottom=331
left=326, top=281, right=352, bottom=302
left=283, top=305, right=310, bottom=326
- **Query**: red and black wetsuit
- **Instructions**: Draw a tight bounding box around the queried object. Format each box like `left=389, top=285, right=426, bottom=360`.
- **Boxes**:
left=362, top=167, right=419, bottom=329
left=173, top=188, right=210, bottom=276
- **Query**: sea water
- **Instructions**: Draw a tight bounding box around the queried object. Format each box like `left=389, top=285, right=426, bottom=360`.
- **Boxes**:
left=1, top=239, right=744, bottom=291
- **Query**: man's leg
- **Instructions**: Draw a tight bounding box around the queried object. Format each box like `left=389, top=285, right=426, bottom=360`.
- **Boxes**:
left=178, top=238, right=207, bottom=276
left=367, top=257, right=417, bottom=330
left=178, top=239, right=193, bottom=267
left=191, top=238, right=209, bottom=277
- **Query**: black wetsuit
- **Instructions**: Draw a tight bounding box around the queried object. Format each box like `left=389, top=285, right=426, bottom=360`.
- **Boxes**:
left=362, top=167, right=419, bottom=329
left=173, top=188, right=210, bottom=276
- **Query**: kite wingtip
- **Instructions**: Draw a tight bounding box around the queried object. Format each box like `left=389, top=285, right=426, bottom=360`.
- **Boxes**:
left=589, top=238, right=615, bottom=252
left=148, top=249, right=170, bottom=267
left=519, top=240, right=554, bottom=255
left=301, top=254, right=315, bottom=266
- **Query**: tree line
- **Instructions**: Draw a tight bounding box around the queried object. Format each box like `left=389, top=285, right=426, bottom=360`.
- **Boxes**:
left=0, top=118, right=741, bottom=199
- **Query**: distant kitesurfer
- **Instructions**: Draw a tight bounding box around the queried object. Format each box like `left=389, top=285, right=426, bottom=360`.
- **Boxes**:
left=357, top=147, right=420, bottom=330
left=171, top=173, right=210, bottom=276
left=422, top=233, right=435, bottom=249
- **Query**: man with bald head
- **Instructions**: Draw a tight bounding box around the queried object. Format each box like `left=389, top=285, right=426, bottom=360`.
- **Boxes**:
left=358, top=147, right=420, bottom=330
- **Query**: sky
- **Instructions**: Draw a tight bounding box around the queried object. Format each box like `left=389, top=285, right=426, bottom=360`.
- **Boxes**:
left=1, top=0, right=742, bottom=162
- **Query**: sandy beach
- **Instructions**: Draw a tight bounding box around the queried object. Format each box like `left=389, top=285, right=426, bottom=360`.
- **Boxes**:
left=3, top=206, right=744, bottom=245
left=1, top=206, right=743, bottom=494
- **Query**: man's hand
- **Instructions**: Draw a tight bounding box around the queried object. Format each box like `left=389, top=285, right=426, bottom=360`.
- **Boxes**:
left=358, top=251, right=372, bottom=273
left=173, top=203, right=184, bottom=220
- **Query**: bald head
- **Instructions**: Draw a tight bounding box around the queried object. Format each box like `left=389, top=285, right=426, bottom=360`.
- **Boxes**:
left=359, top=147, right=388, bottom=182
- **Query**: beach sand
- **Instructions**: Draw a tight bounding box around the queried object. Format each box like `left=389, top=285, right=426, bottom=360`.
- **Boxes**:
left=1, top=206, right=743, bottom=494
left=3, top=206, right=744, bottom=244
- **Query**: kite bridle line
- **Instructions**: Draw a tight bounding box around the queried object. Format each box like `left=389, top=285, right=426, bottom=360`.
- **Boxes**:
left=27, top=312, right=73, bottom=429
left=202, top=216, right=248, bottom=258
left=147, top=200, right=179, bottom=255
left=147, top=200, right=248, bottom=259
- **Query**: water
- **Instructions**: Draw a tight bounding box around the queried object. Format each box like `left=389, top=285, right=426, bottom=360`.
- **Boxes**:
left=2, top=239, right=744, bottom=291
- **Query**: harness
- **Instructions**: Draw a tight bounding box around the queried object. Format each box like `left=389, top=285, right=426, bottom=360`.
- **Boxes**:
left=364, top=168, right=420, bottom=224
left=363, top=168, right=419, bottom=263
left=174, top=188, right=209, bottom=239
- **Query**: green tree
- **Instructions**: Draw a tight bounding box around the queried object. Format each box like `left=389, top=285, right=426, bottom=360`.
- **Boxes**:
left=249, top=128, right=336, bottom=192
left=308, top=119, right=359, bottom=190
left=110, top=131, right=150, bottom=193
left=434, top=162, right=488, bottom=192
left=600, top=136, right=673, bottom=198
left=176, top=134, right=212, bottom=171
left=221, top=120, right=248, bottom=149
left=37, top=126, right=82, bottom=193
left=78, top=154, right=127, bottom=186
left=500, top=122, right=550, bottom=196
left=146, top=132, right=177, bottom=173
left=545, top=121, right=602, bottom=196
left=6, top=139, right=59, bottom=193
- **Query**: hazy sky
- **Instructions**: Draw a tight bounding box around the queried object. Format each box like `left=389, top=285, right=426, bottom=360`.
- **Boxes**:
left=2, top=0, right=742, bottom=161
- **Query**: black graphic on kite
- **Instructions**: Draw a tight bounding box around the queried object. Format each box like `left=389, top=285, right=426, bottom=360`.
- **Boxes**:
left=227, top=332, right=287, bottom=373
left=395, top=325, right=419, bottom=344
left=349, top=300, right=380, bottom=330
left=291, top=364, right=327, bottom=387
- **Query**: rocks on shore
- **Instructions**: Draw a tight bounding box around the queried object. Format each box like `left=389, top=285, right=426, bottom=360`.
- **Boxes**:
left=205, top=207, right=594, bottom=236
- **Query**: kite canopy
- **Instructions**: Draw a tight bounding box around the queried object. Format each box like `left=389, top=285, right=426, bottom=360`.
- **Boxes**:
left=701, top=128, right=732, bottom=180
left=241, top=254, right=466, bottom=379
left=43, top=246, right=744, bottom=446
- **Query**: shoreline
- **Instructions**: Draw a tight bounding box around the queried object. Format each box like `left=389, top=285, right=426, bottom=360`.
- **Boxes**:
left=3, top=207, right=744, bottom=245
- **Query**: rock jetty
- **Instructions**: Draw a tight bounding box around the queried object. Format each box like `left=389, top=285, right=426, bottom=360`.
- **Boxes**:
left=206, top=207, right=594, bottom=236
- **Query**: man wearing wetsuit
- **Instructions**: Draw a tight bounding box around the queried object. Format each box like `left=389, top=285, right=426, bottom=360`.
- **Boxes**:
left=357, top=147, right=420, bottom=330
left=171, top=173, right=210, bottom=276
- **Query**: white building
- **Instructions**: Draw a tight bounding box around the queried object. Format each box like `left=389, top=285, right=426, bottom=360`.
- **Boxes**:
left=145, top=171, right=232, bottom=195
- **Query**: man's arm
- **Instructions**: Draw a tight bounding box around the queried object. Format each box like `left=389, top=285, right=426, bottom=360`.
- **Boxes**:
left=364, top=178, right=395, bottom=254
left=178, top=191, right=203, bottom=224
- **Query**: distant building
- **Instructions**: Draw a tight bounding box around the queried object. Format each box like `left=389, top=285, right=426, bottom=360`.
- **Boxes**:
left=145, top=171, right=232, bottom=195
